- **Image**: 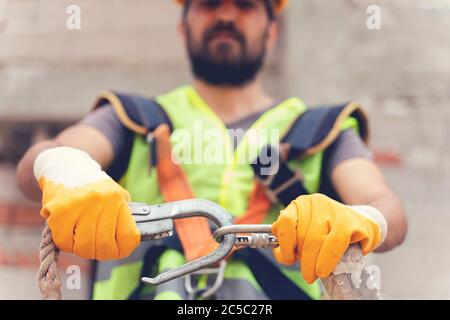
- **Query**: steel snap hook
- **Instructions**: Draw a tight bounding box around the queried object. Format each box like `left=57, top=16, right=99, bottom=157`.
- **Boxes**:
left=213, top=224, right=279, bottom=248
left=130, top=199, right=236, bottom=285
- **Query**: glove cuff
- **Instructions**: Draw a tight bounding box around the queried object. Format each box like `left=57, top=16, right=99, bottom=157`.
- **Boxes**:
left=34, top=146, right=110, bottom=188
left=349, top=205, right=388, bottom=246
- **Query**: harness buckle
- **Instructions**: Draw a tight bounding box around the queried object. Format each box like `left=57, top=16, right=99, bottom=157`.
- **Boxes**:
left=254, top=144, right=305, bottom=204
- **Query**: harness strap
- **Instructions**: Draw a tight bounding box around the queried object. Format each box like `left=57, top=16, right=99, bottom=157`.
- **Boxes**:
left=127, top=245, right=169, bottom=300
left=93, top=92, right=368, bottom=300
left=94, top=91, right=215, bottom=262
left=94, top=91, right=173, bottom=134
left=153, top=124, right=271, bottom=260
left=153, top=124, right=218, bottom=262
left=235, top=182, right=271, bottom=225
left=252, top=102, right=369, bottom=206
left=283, top=102, right=368, bottom=160
left=252, top=145, right=309, bottom=207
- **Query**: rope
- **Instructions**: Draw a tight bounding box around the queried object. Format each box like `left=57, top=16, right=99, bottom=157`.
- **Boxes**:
left=37, top=224, right=62, bottom=300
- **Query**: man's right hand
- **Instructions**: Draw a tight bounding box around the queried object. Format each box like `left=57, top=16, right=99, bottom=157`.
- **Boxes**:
left=34, top=146, right=141, bottom=261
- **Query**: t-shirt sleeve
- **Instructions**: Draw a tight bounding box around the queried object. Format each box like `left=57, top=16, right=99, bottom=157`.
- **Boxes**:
left=324, top=128, right=373, bottom=176
left=78, top=105, right=134, bottom=180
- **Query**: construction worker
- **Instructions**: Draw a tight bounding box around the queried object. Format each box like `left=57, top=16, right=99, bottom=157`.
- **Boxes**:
left=17, top=0, right=407, bottom=300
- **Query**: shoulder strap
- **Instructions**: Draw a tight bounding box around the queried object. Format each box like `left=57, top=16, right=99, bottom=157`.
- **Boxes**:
left=283, top=102, right=368, bottom=160
left=251, top=102, right=369, bottom=206
left=93, top=91, right=173, bottom=136
left=93, top=91, right=216, bottom=262
left=93, top=91, right=173, bottom=168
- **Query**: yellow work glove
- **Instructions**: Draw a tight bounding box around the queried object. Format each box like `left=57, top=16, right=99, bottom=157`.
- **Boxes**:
left=272, top=193, right=387, bottom=284
left=34, top=147, right=140, bottom=260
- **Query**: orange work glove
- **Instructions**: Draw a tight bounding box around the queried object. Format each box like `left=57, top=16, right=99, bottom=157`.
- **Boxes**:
left=272, top=193, right=387, bottom=284
left=34, top=147, right=140, bottom=260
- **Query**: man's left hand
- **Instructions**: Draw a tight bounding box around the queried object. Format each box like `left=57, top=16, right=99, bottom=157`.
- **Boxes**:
left=272, top=193, right=387, bottom=284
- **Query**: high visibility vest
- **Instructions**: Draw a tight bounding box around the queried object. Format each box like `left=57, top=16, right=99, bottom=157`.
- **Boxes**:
left=90, top=85, right=367, bottom=300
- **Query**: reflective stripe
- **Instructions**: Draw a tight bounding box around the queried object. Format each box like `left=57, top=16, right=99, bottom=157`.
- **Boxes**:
left=154, top=291, right=184, bottom=300
left=154, top=274, right=187, bottom=300
left=214, top=278, right=268, bottom=300
left=93, top=257, right=321, bottom=300
left=149, top=279, right=267, bottom=300
left=223, top=259, right=262, bottom=292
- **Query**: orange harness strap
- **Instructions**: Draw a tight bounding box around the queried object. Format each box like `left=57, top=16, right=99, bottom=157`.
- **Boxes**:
left=154, top=125, right=218, bottom=261
left=225, top=182, right=272, bottom=258
left=153, top=124, right=272, bottom=262
left=235, top=182, right=272, bottom=225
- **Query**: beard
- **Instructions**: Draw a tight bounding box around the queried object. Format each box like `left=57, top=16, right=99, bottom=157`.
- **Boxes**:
left=186, top=21, right=268, bottom=87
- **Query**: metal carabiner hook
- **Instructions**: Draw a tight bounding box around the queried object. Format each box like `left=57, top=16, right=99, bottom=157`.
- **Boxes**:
left=213, top=224, right=279, bottom=248
left=130, top=199, right=236, bottom=285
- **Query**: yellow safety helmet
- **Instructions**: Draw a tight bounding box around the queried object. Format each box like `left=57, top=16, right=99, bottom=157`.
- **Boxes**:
left=175, top=0, right=289, bottom=14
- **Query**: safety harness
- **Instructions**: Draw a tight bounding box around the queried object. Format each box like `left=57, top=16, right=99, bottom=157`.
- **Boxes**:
left=92, top=91, right=368, bottom=300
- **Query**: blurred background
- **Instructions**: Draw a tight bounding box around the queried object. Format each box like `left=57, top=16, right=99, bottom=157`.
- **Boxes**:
left=0, top=0, right=449, bottom=299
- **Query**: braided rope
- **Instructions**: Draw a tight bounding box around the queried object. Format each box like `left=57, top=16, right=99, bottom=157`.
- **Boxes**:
left=37, top=224, right=62, bottom=300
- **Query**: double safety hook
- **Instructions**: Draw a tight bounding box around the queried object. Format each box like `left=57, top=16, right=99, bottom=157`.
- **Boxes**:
left=130, top=199, right=277, bottom=285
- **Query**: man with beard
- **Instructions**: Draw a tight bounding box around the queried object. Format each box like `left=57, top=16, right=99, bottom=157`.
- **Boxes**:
left=17, top=0, right=407, bottom=300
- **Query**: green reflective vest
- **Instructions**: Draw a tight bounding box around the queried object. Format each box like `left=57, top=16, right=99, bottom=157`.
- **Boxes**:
left=92, top=85, right=361, bottom=300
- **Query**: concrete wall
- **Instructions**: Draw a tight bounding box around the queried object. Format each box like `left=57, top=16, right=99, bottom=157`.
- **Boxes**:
left=0, top=0, right=449, bottom=299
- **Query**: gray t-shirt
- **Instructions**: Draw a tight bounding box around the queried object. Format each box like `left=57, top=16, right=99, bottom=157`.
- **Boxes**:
left=80, top=104, right=372, bottom=179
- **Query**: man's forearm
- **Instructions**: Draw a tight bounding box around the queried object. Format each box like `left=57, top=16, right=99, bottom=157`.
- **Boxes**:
left=367, top=189, right=408, bottom=252
left=330, top=158, right=408, bottom=253
left=16, top=140, right=61, bottom=202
